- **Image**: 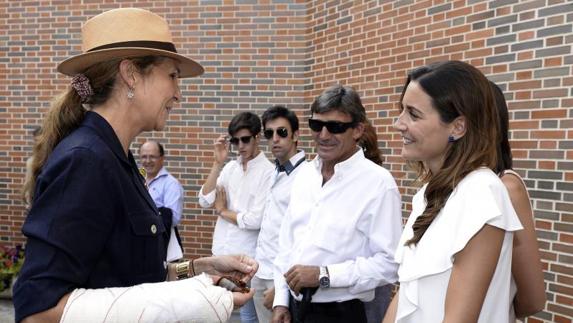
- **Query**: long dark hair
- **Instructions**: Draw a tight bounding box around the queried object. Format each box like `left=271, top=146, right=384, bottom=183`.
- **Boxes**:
left=402, top=61, right=500, bottom=246
left=490, top=81, right=513, bottom=173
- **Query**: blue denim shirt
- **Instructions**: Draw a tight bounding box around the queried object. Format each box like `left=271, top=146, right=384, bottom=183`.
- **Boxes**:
left=14, top=111, right=168, bottom=322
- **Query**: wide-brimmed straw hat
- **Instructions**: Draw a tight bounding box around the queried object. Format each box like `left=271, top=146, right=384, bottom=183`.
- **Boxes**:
left=57, top=8, right=204, bottom=78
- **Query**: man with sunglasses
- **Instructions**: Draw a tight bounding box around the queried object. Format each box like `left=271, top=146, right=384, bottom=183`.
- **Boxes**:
left=252, top=106, right=307, bottom=323
left=198, top=111, right=274, bottom=323
left=272, top=85, right=402, bottom=323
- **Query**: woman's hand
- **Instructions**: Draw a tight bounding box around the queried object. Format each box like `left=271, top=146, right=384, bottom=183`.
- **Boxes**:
left=196, top=255, right=258, bottom=285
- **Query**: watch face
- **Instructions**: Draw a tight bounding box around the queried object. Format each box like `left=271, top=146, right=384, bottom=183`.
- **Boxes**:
left=320, top=276, right=330, bottom=288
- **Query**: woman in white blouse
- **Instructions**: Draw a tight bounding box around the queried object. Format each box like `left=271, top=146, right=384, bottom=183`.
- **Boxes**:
left=383, top=61, right=523, bottom=323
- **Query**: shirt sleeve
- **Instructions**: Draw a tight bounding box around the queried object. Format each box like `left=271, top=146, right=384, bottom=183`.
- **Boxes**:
left=328, top=185, right=402, bottom=293
left=236, top=167, right=274, bottom=230
left=13, top=147, right=119, bottom=322
left=163, top=178, right=184, bottom=225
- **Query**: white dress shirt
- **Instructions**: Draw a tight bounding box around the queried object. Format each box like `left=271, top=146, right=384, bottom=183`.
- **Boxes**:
left=198, top=151, right=274, bottom=257
left=255, top=151, right=306, bottom=280
left=273, top=149, right=402, bottom=307
left=394, top=168, right=522, bottom=323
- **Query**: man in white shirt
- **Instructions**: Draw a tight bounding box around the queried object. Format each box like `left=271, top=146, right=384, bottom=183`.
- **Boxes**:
left=139, top=140, right=184, bottom=262
left=272, top=85, right=402, bottom=323
left=199, top=111, right=274, bottom=323
left=253, top=106, right=306, bottom=323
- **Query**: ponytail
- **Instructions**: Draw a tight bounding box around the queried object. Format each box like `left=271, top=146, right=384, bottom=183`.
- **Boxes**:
left=23, top=89, right=85, bottom=203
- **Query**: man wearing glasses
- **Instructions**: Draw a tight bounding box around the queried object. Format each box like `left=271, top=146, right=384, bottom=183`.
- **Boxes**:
left=272, top=85, right=402, bottom=323
left=139, top=140, right=185, bottom=262
left=252, top=106, right=307, bottom=322
left=198, top=111, right=274, bottom=323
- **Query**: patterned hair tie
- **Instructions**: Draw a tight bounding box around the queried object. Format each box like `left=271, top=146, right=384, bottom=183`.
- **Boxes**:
left=71, top=74, right=94, bottom=103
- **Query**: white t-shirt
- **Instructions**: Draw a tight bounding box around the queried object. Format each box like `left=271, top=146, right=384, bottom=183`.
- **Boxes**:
left=394, top=168, right=523, bottom=323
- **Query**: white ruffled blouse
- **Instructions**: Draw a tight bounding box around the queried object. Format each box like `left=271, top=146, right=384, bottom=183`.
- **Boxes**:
left=395, top=168, right=522, bottom=323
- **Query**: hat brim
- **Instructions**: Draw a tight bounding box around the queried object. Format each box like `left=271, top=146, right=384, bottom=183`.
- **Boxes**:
left=57, top=47, right=204, bottom=78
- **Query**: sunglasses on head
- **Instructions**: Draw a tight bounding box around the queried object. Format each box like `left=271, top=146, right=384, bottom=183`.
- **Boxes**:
left=229, top=135, right=254, bottom=145
left=263, top=127, right=289, bottom=140
left=308, top=119, right=356, bottom=134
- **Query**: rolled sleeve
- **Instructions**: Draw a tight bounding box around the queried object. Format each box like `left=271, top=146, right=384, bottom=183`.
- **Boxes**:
left=198, top=185, right=216, bottom=208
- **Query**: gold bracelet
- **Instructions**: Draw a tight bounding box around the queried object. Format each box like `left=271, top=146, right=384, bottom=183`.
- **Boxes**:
left=175, top=260, right=190, bottom=280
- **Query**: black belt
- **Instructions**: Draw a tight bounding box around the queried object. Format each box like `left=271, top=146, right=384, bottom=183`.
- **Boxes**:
left=291, top=297, right=363, bottom=313
left=289, top=292, right=366, bottom=323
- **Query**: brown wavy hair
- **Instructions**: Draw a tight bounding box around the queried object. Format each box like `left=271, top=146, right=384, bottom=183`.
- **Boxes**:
left=22, top=56, right=163, bottom=203
left=402, top=61, right=500, bottom=246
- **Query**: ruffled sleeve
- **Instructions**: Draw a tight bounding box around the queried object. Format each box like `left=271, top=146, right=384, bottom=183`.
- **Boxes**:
left=394, top=168, right=523, bottom=321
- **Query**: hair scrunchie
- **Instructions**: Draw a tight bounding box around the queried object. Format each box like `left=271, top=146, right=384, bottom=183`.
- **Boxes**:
left=71, top=74, right=94, bottom=103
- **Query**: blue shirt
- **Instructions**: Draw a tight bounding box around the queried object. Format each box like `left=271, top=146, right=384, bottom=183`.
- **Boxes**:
left=147, top=167, right=184, bottom=225
left=13, top=112, right=168, bottom=322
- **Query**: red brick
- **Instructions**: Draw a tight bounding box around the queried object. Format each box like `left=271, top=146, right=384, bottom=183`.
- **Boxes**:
left=2, top=3, right=572, bottom=321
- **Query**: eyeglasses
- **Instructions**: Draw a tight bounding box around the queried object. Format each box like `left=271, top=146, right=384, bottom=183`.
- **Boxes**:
left=263, top=127, right=289, bottom=140
left=229, top=135, right=254, bottom=145
left=308, top=119, right=356, bottom=134
left=140, top=155, right=161, bottom=161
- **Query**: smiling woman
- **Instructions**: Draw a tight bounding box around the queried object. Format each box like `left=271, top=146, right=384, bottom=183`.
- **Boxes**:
left=384, top=61, right=523, bottom=323
left=15, top=8, right=258, bottom=323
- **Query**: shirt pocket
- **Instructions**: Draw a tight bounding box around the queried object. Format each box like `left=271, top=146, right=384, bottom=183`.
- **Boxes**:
left=127, top=211, right=167, bottom=281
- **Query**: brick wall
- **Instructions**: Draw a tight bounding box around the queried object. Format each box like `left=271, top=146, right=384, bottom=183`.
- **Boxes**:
left=1, top=1, right=571, bottom=321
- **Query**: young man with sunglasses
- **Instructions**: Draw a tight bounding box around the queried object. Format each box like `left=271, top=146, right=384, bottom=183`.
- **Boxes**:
left=198, top=111, right=274, bottom=323
left=252, top=106, right=307, bottom=323
left=272, top=85, right=402, bottom=323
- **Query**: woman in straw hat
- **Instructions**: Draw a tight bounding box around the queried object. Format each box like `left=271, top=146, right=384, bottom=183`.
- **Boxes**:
left=15, top=8, right=256, bottom=323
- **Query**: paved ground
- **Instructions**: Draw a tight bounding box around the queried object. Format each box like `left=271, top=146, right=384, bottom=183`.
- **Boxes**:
left=0, top=299, right=242, bottom=322
left=0, top=299, right=14, bottom=323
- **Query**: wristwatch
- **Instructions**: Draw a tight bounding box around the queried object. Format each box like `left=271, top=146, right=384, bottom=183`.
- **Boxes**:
left=319, top=266, right=330, bottom=288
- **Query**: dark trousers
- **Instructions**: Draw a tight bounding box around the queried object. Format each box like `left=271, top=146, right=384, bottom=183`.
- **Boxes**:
left=289, top=295, right=367, bottom=323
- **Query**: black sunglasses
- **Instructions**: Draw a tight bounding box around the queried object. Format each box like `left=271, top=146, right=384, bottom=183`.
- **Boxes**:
left=263, top=127, right=289, bottom=140
left=308, top=119, right=356, bottom=134
left=229, top=135, right=254, bottom=145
